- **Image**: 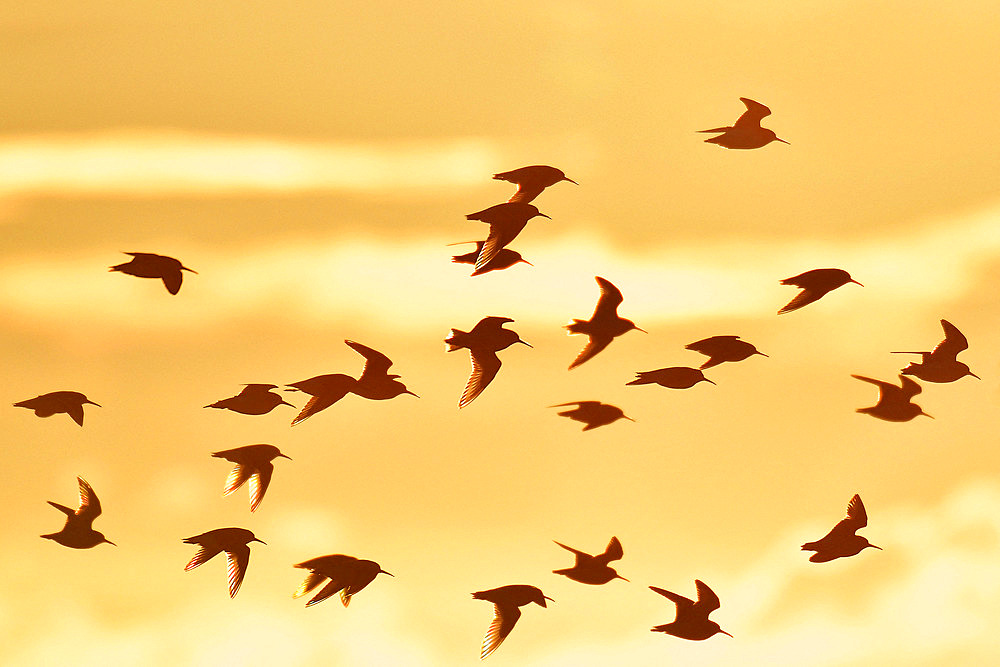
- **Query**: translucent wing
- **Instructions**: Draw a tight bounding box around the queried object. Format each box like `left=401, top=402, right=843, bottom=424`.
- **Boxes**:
left=226, top=545, right=251, bottom=598
left=481, top=603, right=521, bottom=660
left=459, top=349, right=501, bottom=408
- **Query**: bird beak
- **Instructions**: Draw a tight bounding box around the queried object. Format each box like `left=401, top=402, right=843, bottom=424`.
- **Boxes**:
left=969, top=372, right=982, bottom=380
left=104, top=539, right=117, bottom=546
left=279, top=454, right=292, bottom=460
left=182, top=266, right=198, bottom=274
left=704, top=378, right=717, bottom=385
left=775, top=137, right=790, bottom=145
left=634, top=326, right=648, bottom=333
left=519, top=259, right=534, bottom=266
left=380, top=569, right=395, bottom=577
left=757, top=351, right=769, bottom=357
left=921, top=411, right=934, bottom=419
left=253, top=538, right=267, bottom=545
left=869, top=544, right=883, bottom=550
left=616, top=575, right=630, bottom=582
left=543, top=595, right=555, bottom=605
left=850, top=279, right=864, bottom=286
left=405, top=390, right=420, bottom=398
left=280, top=399, right=295, bottom=407
left=563, top=177, right=579, bottom=185
left=720, top=630, right=734, bottom=638
left=538, top=213, right=552, bottom=219
left=517, top=340, right=533, bottom=348
left=87, top=400, right=102, bottom=407
left=623, top=416, right=635, bottom=422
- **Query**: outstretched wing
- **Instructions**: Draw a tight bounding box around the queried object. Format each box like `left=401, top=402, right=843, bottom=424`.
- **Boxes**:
left=223, top=464, right=252, bottom=496
left=475, top=221, right=525, bottom=273
left=851, top=374, right=896, bottom=402
left=932, top=320, right=969, bottom=358
left=693, top=579, right=721, bottom=614
left=733, top=98, right=771, bottom=128
left=592, top=277, right=624, bottom=319
left=599, top=536, right=623, bottom=563
left=346, top=340, right=394, bottom=381
left=76, top=477, right=102, bottom=519
left=778, top=288, right=822, bottom=314
left=248, top=463, right=274, bottom=512
left=459, top=349, right=501, bottom=408
left=226, top=545, right=251, bottom=598
left=290, top=389, right=351, bottom=426
left=649, top=586, right=694, bottom=614
left=481, top=603, right=521, bottom=660
left=898, top=375, right=923, bottom=399
left=568, top=334, right=613, bottom=370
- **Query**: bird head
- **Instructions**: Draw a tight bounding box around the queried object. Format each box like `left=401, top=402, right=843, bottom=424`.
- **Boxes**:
left=85, top=399, right=102, bottom=407
left=516, top=337, right=533, bottom=348
left=527, top=205, right=551, bottom=220
left=534, top=593, right=554, bottom=608
left=714, top=625, right=734, bottom=638
left=626, top=319, right=647, bottom=334
left=765, top=129, right=789, bottom=145
left=378, top=567, right=394, bottom=578
left=98, top=532, right=116, bottom=546
left=562, top=175, right=579, bottom=185
left=862, top=538, right=883, bottom=551
left=918, top=408, right=934, bottom=419
left=613, top=572, right=630, bottom=582
left=963, top=366, right=981, bottom=380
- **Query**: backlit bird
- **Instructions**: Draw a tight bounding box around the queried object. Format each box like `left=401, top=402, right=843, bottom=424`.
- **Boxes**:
left=293, top=554, right=393, bottom=607
left=553, top=536, right=628, bottom=584
left=778, top=268, right=862, bottom=314
left=650, top=580, right=732, bottom=640
left=13, top=391, right=100, bottom=427
left=627, top=367, right=714, bottom=389
left=492, top=165, right=577, bottom=204
left=893, top=319, right=980, bottom=383
left=211, top=444, right=291, bottom=512
left=41, top=477, right=115, bottom=549
left=466, top=203, right=549, bottom=273
left=449, top=241, right=533, bottom=276
left=566, top=276, right=645, bottom=369
left=853, top=374, right=932, bottom=422
left=182, top=527, right=264, bottom=598
left=685, top=335, right=767, bottom=370
left=801, top=494, right=881, bottom=562
left=109, top=252, right=196, bottom=295
left=445, top=316, right=531, bottom=408
left=700, top=98, right=788, bottom=149
left=205, top=384, right=294, bottom=415
left=472, top=584, right=552, bottom=660
left=549, top=401, right=633, bottom=431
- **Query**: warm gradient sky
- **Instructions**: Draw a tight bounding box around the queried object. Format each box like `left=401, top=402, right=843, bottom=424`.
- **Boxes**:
left=3, top=2, right=1000, bottom=665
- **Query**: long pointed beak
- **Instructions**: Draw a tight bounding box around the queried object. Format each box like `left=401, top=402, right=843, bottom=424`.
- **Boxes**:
left=544, top=595, right=555, bottom=602
left=182, top=266, right=198, bottom=274
left=634, top=326, right=648, bottom=333
left=538, top=213, right=551, bottom=219
left=104, top=539, right=117, bottom=546
left=563, top=177, right=579, bottom=185
left=921, top=412, right=934, bottom=419
left=279, top=454, right=292, bottom=460
left=869, top=544, right=883, bottom=550
left=517, top=340, right=533, bottom=348
left=519, top=259, right=534, bottom=266
left=775, top=138, right=790, bottom=145
left=280, top=399, right=295, bottom=407
left=254, top=538, right=267, bottom=545
left=405, top=390, right=420, bottom=398
left=623, top=416, right=635, bottom=422
left=704, top=378, right=717, bottom=385
left=720, top=630, right=734, bottom=638
left=87, top=401, right=102, bottom=407
left=616, top=575, right=630, bottom=582
left=756, top=351, right=769, bottom=357
left=380, top=569, right=394, bottom=577
left=969, top=372, right=982, bottom=380
left=850, top=279, right=864, bottom=286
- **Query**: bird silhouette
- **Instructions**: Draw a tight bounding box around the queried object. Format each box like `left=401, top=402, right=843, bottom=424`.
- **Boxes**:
left=553, top=536, right=628, bottom=584
left=650, top=580, right=732, bottom=640
left=853, top=374, right=932, bottom=422
left=109, top=252, right=196, bottom=295
left=549, top=401, right=633, bottom=431
left=778, top=268, right=862, bottom=314
left=492, top=165, right=577, bottom=203
left=286, top=340, right=417, bottom=425
left=685, top=335, right=767, bottom=370
left=205, top=384, right=294, bottom=415
left=893, top=319, right=980, bottom=383
left=449, top=241, right=533, bottom=276
left=466, top=202, right=549, bottom=273
left=293, top=554, right=393, bottom=607
left=700, top=98, right=788, bottom=149
left=445, top=316, right=531, bottom=408
left=626, top=367, right=714, bottom=389
left=472, top=584, right=552, bottom=659
left=802, top=494, right=881, bottom=562
left=211, top=444, right=291, bottom=512
left=13, top=391, right=100, bottom=427
left=41, top=477, right=115, bottom=548
left=183, top=527, right=264, bottom=598
left=566, top=276, right=645, bottom=369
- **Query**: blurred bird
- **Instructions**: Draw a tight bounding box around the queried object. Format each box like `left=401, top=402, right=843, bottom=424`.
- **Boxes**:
left=492, top=165, right=577, bottom=204
left=778, top=268, right=862, bottom=314
left=13, top=391, right=100, bottom=427
left=549, top=401, right=633, bottom=431
left=466, top=202, right=549, bottom=273
left=802, top=494, right=881, bottom=562
left=109, top=252, right=196, bottom=295
left=700, top=97, right=788, bottom=149
left=853, top=374, right=932, bottom=422
left=650, top=580, right=732, bottom=640
left=293, top=554, right=393, bottom=607
left=893, top=319, right=980, bottom=383
left=445, top=316, right=531, bottom=408
left=627, top=367, right=714, bottom=389
left=183, top=527, right=264, bottom=598
left=553, top=536, right=628, bottom=584
left=685, top=335, right=767, bottom=370
left=449, top=241, right=532, bottom=276
left=211, top=444, right=291, bottom=512
left=566, top=276, right=645, bottom=369
left=205, top=384, right=294, bottom=415
left=472, top=584, right=552, bottom=659
left=41, top=477, right=115, bottom=548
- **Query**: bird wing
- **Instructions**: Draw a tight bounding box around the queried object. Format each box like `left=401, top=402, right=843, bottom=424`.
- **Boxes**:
left=778, top=288, right=822, bottom=314
left=459, top=349, right=501, bottom=408
left=509, top=183, right=545, bottom=204
left=733, top=98, right=771, bottom=128
left=600, top=536, right=624, bottom=563
left=223, top=464, right=252, bottom=496
left=851, top=374, right=897, bottom=402
left=291, top=389, right=350, bottom=426
left=554, top=540, right=588, bottom=559
left=66, top=402, right=86, bottom=427
left=346, top=339, right=394, bottom=380
left=76, top=477, right=102, bottom=519
left=161, top=270, right=183, bottom=295
left=568, top=334, right=613, bottom=370
left=293, top=571, right=328, bottom=598
left=184, top=546, right=218, bottom=571
left=649, top=586, right=694, bottom=612
left=475, top=220, right=526, bottom=273
left=481, top=603, right=521, bottom=660
left=592, top=277, right=624, bottom=319
left=932, top=319, right=969, bottom=358
left=843, top=494, right=868, bottom=531
left=226, top=545, right=251, bottom=598
left=693, top=580, right=721, bottom=614
left=899, top=375, right=923, bottom=399
left=685, top=335, right=740, bottom=353
left=248, top=463, right=273, bottom=512
left=306, top=579, right=346, bottom=607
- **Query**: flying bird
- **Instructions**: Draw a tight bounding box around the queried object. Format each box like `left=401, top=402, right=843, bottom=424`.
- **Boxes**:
left=549, top=401, right=633, bottom=431
left=492, top=165, right=577, bottom=204
left=802, top=494, right=881, bottom=562
left=445, top=316, right=531, bottom=408
left=109, top=252, right=196, bottom=295
left=566, top=276, right=645, bottom=369
left=183, top=527, right=264, bottom=598
left=699, top=97, right=788, bottom=149
left=13, top=391, right=100, bottom=427
left=649, top=580, right=732, bottom=640
left=626, top=367, right=714, bottom=389
left=893, top=319, right=979, bottom=383
left=685, top=335, right=767, bottom=370
left=41, top=477, right=115, bottom=548
left=449, top=241, right=532, bottom=276
left=211, top=444, right=291, bottom=512
left=205, top=384, right=294, bottom=415
left=293, top=554, right=393, bottom=607
left=553, top=536, right=628, bottom=584
left=466, top=202, right=549, bottom=273
left=853, top=374, right=932, bottom=422
left=472, top=584, right=552, bottom=660
left=778, top=268, right=862, bottom=314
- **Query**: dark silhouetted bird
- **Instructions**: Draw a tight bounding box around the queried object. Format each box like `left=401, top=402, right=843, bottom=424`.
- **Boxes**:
left=700, top=98, right=788, bottom=149
left=41, top=477, right=115, bottom=548
left=492, top=165, right=577, bottom=203
left=446, top=316, right=531, bottom=408
left=853, top=374, right=932, bottom=422
left=183, top=527, right=264, bottom=598
left=109, top=252, right=196, bottom=295
left=449, top=241, right=532, bottom=276
left=685, top=335, right=767, bottom=370
left=211, top=444, right=291, bottom=512
left=650, top=580, right=732, bottom=640
left=466, top=202, right=549, bottom=273
left=627, top=367, right=714, bottom=389
left=13, top=391, right=100, bottom=427
left=778, top=268, right=862, bottom=314
left=549, top=401, right=633, bottom=431
left=472, top=584, right=552, bottom=660
left=293, top=554, right=393, bottom=607
left=205, top=384, right=294, bottom=415
left=802, top=494, right=881, bottom=562
left=893, top=319, right=980, bottom=383
left=566, top=276, right=645, bottom=369
left=553, top=536, right=628, bottom=584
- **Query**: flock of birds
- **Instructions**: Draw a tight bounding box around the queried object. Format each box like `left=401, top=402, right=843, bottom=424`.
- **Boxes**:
left=16, top=97, right=980, bottom=660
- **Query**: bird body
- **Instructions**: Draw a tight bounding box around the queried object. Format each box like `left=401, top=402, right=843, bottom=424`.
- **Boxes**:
left=109, top=252, right=196, bottom=294
left=445, top=316, right=530, bottom=408
left=182, top=527, right=264, bottom=598
left=293, top=554, right=392, bottom=607
left=472, top=584, right=552, bottom=659
left=449, top=241, right=532, bottom=276
left=627, top=367, right=714, bottom=389
left=466, top=203, right=549, bottom=273
left=853, top=374, right=931, bottom=422
left=549, top=401, right=633, bottom=431
left=492, top=165, right=577, bottom=203
left=802, top=494, right=881, bottom=562
left=700, top=98, right=787, bottom=149
left=566, top=277, right=645, bottom=369
left=211, top=444, right=291, bottom=512
left=205, top=384, right=293, bottom=415
left=650, top=580, right=731, bottom=640
left=894, top=319, right=979, bottom=383
left=685, top=335, right=766, bottom=369
left=13, top=391, right=100, bottom=427
left=42, top=477, right=115, bottom=548
left=553, top=536, right=627, bottom=584
left=778, top=268, right=862, bottom=314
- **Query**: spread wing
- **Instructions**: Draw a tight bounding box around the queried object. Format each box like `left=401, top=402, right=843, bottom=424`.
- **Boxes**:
left=481, top=603, right=521, bottom=660
left=649, top=586, right=694, bottom=614
left=306, top=579, right=346, bottom=607
left=554, top=540, right=588, bottom=560
left=693, top=580, right=721, bottom=614
left=818, top=494, right=868, bottom=543
left=568, top=334, right=613, bottom=370
left=733, top=98, right=771, bottom=128
left=592, top=277, right=624, bottom=319
left=851, top=374, right=897, bottom=402
left=509, top=182, right=545, bottom=204
left=248, top=463, right=273, bottom=512
left=76, top=477, right=102, bottom=519
left=778, top=288, right=822, bottom=314
left=459, top=349, right=501, bottom=408
left=346, top=340, right=394, bottom=381
left=898, top=375, right=923, bottom=399
left=932, top=320, right=969, bottom=358
left=599, top=536, right=623, bottom=563
left=475, top=221, right=525, bottom=273
left=290, top=389, right=350, bottom=426
left=223, top=464, right=252, bottom=496
left=294, top=571, right=328, bottom=598
left=226, top=545, right=251, bottom=598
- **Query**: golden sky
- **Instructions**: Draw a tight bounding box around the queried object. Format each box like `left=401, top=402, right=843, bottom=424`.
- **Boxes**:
left=2, top=1, right=1000, bottom=665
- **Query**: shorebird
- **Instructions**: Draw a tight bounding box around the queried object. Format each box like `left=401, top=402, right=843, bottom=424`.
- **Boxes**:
left=685, top=335, right=767, bottom=370
left=41, top=477, right=115, bottom=548
left=649, top=580, right=732, bottom=640
left=802, top=494, right=881, bottom=562
left=893, top=319, right=980, bottom=383
left=853, top=374, right=932, bottom=422
left=466, top=202, right=549, bottom=273
left=700, top=98, right=788, bottom=149
left=205, top=384, right=294, bottom=415
left=293, top=554, right=393, bottom=607
left=566, top=276, right=645, bottom=369
left=449, top=241, right=532, bottom=276
left=472, top=584, right=552, bottom=660
left=446, top=316, right=531, bottom=408
left=549, top=401, right=633, bottom=431
left=492, top=165, right=577, bottom=204
left=109, top=252, right=196, bottom=295
left=211, top=444, right=291, bottom=512
left=553, top=536, right=628, bottom=584
left=13, top=391, right=100, bottom=427
left=183, top=527, right=264, bottom=598
left=627, top=367, right=714, bottom=389
left=286, top=340, right=416, bottom=425
left=778, top=268, right=862, bottom=314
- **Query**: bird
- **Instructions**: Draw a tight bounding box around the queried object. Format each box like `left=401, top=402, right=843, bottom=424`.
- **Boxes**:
left=552, top=536, right=628, bottom=584
left=13, top=391, right=100, bottom=427
left=286, top=340, right=417, bottom=425
left=293, top=554, right=393, bottom=607
left=472, top=584, right=552, bottom=659
left=445, top=316, right=531, bottom=408
left=893, top=319, right=980, bottom=383
left=778, top=268, right=862, bottom=314
left=211, top=444, right=291, bottom=512
left=549, top=401, right=633, bottom=431
left=853, top=374, right=932, bottom=422
left=492, top=165, right=577, bottom=204
left=109, top=252, right=196, bottom=295
left=182, top=527, right=264, bottom=598
left=685, top=335, right=767, bottom=370
left=41, top=477, right=115, bottom=548
left=699, top=98, right=788, bottom=149
left=205, top=384, right=294, bottom=415
left=626, top=367, right=714, bottom=389
left=566, top=276, right=645, bottom=369
left=801, top=494, right=882, bottom=562
left=448, top=241, right=533, bottom=276
left=466, top=202, right=549, bottom=273
left=650, top=580, right=732, bottom=640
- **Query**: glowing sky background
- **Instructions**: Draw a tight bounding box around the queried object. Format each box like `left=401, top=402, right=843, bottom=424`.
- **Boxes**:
left=3, top=2, right=1000, bottom=665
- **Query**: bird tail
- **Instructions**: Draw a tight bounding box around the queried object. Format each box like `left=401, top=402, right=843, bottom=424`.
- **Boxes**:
left=626, top=372, right=653, bottom=386
left=444, top=329, right=468, bottom=352
left=564, top=319, right=587, bottom=335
